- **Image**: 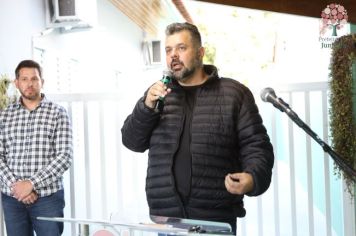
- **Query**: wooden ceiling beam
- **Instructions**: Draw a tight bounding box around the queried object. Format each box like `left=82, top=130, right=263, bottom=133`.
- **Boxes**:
left=108, top=0, right=158, bottom=35
left=109, top=0, right=193, bottom=36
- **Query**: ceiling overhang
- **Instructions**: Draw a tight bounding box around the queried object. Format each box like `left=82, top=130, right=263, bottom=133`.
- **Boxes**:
left=108, top=0, right=193, bottom=36
left=109, top=0, right=356, bottom=36
left=195, top=0, right=356, bottom=24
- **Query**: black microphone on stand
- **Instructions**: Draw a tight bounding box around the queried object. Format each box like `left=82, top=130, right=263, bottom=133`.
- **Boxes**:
left=154, top=70, right=173, bottom=112
left=260, top=87, right=288, bottom=111
left=260, top=87, right=303, bottom=127
left=260, top=87, right=356, bottom=181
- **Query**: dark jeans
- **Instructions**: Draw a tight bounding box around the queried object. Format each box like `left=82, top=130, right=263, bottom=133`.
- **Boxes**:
left=1, top=189, right=65, bottom=236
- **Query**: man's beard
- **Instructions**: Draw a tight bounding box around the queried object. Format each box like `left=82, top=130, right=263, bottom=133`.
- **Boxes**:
left=20, top=89, right=41, bottom=101
left=172, top=56, right=202, bottom=83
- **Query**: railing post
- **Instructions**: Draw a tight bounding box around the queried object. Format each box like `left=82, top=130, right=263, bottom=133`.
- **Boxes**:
left=78, top=224, right=89, bottom=236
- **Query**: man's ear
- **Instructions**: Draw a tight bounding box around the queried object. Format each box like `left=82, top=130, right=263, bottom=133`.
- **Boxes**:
left=198, top=47, right=205, bottom=60
left=14, top=79, right=19, bottom=89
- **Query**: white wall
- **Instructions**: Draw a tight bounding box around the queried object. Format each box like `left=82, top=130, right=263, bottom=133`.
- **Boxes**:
left=0, top=0, right=154, bottom=94
left=34, top=0, right=144, bottom=68
left=33, top=0, right=149, bottom=96
left=0, top=0, right=45, bottom=76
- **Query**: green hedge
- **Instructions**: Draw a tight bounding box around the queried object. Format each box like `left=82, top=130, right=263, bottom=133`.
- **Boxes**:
left=329, top=34, right=356, bottom=194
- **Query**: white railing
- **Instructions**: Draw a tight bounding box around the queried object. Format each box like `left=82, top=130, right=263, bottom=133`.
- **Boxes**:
left=243, top=82, right=355, bottom=236
left=0, top=82, right=354, bottom=236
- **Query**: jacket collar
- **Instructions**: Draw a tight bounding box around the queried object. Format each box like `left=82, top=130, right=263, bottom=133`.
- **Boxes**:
left=171, top=64, right=220, bottom=88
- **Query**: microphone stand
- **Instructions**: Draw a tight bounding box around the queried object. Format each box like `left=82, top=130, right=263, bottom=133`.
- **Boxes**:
left=276, top=98, right=356, bottom=182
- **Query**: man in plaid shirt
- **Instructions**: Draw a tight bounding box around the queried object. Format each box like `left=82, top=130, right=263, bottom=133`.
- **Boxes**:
left=0, top=60, right=73, bottom=236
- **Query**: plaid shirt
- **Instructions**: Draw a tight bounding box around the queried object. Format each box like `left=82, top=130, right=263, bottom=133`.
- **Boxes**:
left=0, top=95, right=73, bottom=197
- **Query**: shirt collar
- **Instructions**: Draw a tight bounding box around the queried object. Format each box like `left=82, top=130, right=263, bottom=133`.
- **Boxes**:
left=14, top=93, right=47, bottom=110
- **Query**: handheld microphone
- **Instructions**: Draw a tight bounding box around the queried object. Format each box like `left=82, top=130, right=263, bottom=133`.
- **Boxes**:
left=154, top=70, right=173, bottom=112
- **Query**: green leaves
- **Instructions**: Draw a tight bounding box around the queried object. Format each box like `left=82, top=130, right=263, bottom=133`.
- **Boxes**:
left=329, top=34, right=356, bottom=195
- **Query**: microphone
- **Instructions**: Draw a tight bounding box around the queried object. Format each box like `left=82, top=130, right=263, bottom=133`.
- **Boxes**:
left=260, top=87, right=302, bottom=126
left=154, top=70, right=173, bottom=112
left=260, top=87, right=356, bottom=181
left=260, top=88, right=290, bottom=112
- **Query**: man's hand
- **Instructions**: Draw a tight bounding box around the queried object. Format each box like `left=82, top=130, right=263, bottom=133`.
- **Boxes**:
left=225, top=172, right=254, bottom=195
left=21, top=191, right=38, bottom=205
left=145, top=81, right=171, bottom=108
left=11, top=180, right=34, bottom=201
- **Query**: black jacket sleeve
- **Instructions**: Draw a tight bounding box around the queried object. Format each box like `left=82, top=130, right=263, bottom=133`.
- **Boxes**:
left=237, top=87, right=274, bottom=196
left=121, top=97, right=161, bottom=152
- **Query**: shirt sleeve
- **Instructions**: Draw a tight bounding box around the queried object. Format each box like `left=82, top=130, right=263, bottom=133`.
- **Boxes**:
left=29, top=107, right=73, bottom=190
left=0, top=122, right=18, bottom=188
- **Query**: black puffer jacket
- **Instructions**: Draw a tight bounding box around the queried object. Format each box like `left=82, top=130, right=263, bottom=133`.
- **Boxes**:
left=121, top=65, right=274, bottom=223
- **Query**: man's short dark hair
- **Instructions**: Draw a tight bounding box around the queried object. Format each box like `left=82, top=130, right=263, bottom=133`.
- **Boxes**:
left=165, top=22, right=202, bottom=48
left=15, top=59, right=42, bottom=79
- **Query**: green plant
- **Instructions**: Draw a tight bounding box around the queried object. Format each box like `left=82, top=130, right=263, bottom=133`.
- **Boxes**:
left=329, top=33, right=356, bottom=195
left=203, top=42, right=216, bottom=65
left=0, top=74, right=16, bottom=109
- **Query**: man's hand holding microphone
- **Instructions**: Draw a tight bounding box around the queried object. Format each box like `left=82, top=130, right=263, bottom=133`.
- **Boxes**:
left=145, top=71, right=172, bottom=112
